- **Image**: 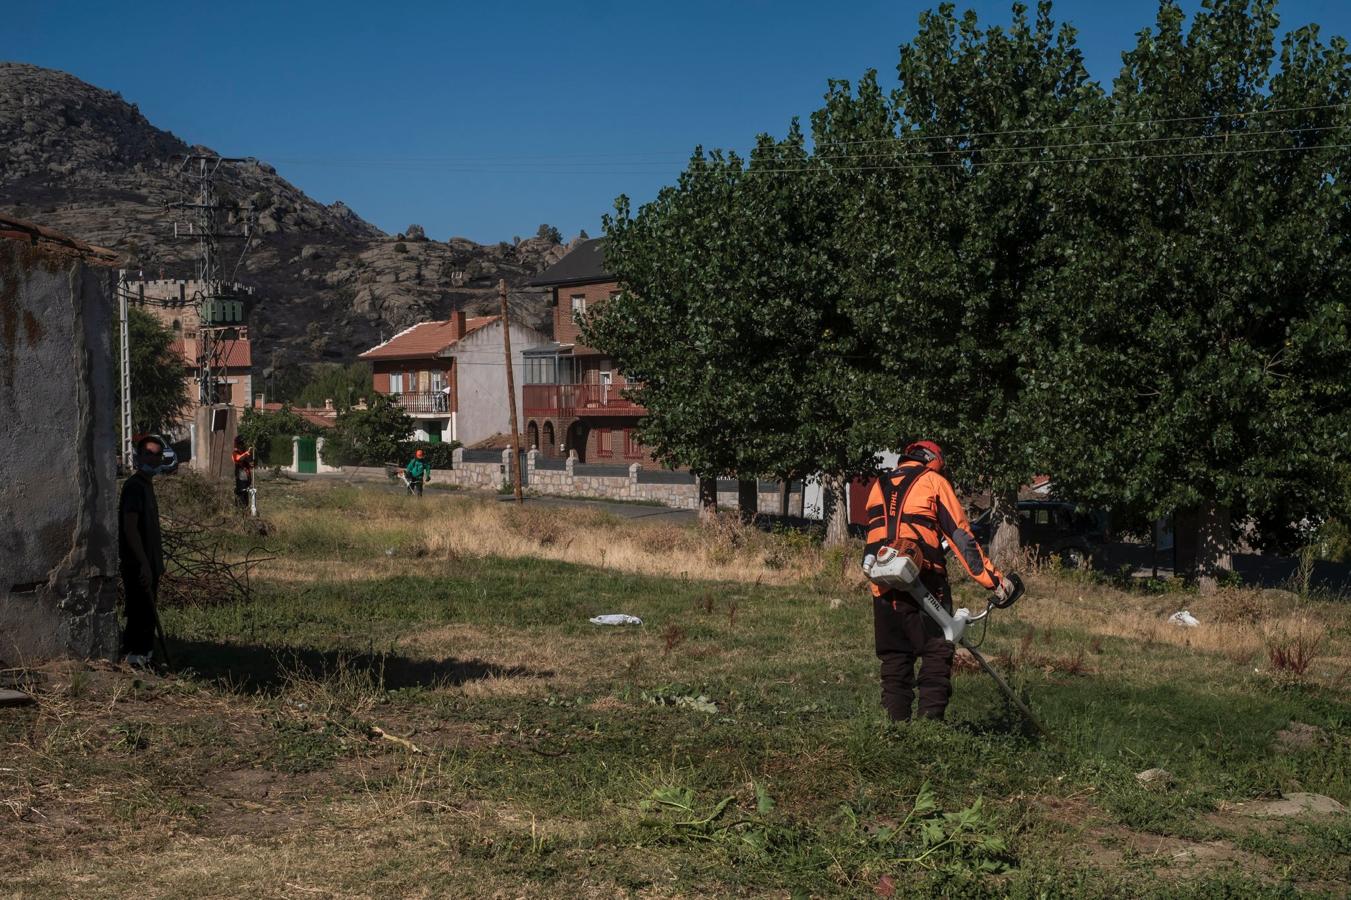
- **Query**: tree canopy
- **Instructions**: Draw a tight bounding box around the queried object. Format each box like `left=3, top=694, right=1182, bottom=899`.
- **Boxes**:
left=586, top=0, right=1351, bottom=573
left=116, top=307, right=190, bottom=438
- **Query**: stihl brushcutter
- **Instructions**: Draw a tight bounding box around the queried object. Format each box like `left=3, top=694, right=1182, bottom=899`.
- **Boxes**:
left=863, top=545, right=1052, bottom=739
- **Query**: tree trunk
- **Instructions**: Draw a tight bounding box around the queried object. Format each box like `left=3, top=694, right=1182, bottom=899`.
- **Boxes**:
left=737, top=478, right=758, bottom=524
left=1174, top=502, right=1232, bottom=594
left=988, top=489, right=1021, bottom=570
left=823, top=473, right=849, bottom=547
left=697, top=476, right=718, bottom=523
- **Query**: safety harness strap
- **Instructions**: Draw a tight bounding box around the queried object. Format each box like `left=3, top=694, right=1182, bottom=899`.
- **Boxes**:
left=880, top=464, right=929, bottom=548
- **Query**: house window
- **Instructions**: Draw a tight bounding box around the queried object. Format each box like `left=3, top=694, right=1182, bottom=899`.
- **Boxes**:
left=389, top=372, right=404, bottom=394
left=570, top=294, right=586, bottom=320
left=623, top=429, right=642, bottom=458
left=596, top=428, right=613, bottom=458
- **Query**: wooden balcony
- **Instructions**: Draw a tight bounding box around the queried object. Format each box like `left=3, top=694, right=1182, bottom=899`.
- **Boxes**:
left=523, top=382, right=645, bottom=417
left=389, top=391, right=451, bottom=415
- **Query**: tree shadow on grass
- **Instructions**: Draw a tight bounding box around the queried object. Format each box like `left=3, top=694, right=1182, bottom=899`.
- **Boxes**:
left=164, top=637, right=553, bottom=693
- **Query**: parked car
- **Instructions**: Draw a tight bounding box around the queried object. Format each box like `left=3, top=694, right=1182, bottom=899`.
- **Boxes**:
left=972, top=501, right=1107, bottom=568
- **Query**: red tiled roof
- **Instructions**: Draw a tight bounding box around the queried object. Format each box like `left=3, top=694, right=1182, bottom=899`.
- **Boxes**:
left=0, top=213, right=121, bottom=265
left=257, top=402, right=336, bottom=429
left=358, top=316, right=499, bottom=360
left=295, top=410, right=335, bottom=429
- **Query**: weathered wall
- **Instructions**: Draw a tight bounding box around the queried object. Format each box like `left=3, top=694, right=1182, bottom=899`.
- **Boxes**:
left=449, top=320, right=549, bottom=447
left=0, top=241, right=119, bottom=662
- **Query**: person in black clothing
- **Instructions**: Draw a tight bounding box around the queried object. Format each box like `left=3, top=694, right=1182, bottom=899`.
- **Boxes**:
left=120, top=435, right=166, bottom=667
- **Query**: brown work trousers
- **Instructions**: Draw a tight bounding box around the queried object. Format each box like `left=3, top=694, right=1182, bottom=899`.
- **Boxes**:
left=873, top=572, right=955, bottom=721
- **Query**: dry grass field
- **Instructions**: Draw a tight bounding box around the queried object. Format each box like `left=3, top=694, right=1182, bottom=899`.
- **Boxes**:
left=2, top=476, right=1348, bottom=897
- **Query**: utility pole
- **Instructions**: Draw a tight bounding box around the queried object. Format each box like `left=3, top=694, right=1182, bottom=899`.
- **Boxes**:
left=499, top=278, right=524, bottom=503
left=117, top=269, right=133, bottom=466
left=166, top=155, right=257, bottom=407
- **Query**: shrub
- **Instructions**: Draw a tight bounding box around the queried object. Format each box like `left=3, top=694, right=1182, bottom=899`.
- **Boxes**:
left=1267, top=633, right=1323, bottom=679
left=393, top=242, right=408, bottom=254
left=321, top=397, right=414, bottom=467
left=238, top=405, right=318, bottom=462
left=400, top=440, right=461, bottom=469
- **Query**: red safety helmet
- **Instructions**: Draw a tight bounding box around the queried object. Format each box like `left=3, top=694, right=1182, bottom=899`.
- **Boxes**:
left=904, top=440, right=945, bottom=472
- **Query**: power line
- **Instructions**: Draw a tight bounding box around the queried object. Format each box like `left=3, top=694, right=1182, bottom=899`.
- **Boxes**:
left=751, top=139, right=1351, bottom=174
left=249, top=134, right=1348, bottom=177
left=812, top=100, right=1351, bottom=149
left=254, top=101, right=1351, bottom=171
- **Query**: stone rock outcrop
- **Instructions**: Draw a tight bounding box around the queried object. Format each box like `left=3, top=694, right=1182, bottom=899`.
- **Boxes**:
left=0, top=63, right=574, bottom=374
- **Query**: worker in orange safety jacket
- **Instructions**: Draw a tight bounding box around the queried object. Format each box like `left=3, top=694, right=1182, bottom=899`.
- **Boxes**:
left=863, top=440, right=1014, bottom=721
left=232, top=437, right=255, bottom=510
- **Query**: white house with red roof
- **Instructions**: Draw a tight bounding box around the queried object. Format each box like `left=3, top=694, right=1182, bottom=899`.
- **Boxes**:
left=358, top=310, right=548, bottom=446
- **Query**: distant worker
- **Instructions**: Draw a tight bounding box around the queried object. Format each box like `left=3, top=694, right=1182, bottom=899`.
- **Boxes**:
left=862, top=441, right=1014, bottom=722
left=119, top=434, right=167, bottom=668
left=404, top=448, right=430, bottom=497
left=232, top=436, right=255, bottom=512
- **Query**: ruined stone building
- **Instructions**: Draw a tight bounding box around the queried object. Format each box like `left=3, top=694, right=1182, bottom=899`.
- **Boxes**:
left=1, top=214, right=122, bottom=662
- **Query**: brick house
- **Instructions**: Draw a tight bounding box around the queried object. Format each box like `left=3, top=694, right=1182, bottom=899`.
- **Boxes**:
left=523, top=239, right=658, bottom=465
left=359, top=310, right=548, bottom=446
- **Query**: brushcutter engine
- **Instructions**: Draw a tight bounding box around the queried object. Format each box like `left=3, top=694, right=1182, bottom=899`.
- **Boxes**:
left=863, top=546, right=1024, bottom=643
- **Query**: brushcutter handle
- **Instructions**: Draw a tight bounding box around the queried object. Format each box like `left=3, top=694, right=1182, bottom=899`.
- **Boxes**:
left=991, top=572, right=1024, bottom=609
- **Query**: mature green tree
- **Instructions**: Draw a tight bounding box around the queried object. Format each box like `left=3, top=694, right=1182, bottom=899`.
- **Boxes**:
left=237, top=404, right=318, bottom=466
left=320, top=395, right=413, bottom=467
left=1031, top=0, right=1351, bottom=588
left=820, top=2, right=1099, bottom=561
left=589, top=128, right=873, bottom=534
left=115, top=307, right=190, bottom=438
left=588, top=147, right=744, bottom=489
left=289, top=362, right=373, bottom=410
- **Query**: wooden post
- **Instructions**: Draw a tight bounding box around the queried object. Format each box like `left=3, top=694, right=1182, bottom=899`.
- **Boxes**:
left=499, top=279, right=524, bottom=503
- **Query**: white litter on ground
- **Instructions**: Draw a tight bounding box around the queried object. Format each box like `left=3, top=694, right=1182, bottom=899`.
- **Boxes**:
left=590, top=614, right=643, bottom=626
left=1168, top=610, right=1200, bottom=627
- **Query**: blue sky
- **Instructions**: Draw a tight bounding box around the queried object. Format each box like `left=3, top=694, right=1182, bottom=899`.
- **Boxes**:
left=6, top=1, right=1349, bottom=242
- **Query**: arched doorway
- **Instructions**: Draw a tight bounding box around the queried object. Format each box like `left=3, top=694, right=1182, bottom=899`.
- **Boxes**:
left=542, top=421, right=556, bottom=457
left=527, top=421, right=539, bottom=451
left=566, top=422, right=588, bottom=462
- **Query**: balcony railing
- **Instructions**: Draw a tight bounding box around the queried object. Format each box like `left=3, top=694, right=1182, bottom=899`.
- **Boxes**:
left=523, top=382, right=645, bottom=417
left=388, top=391, right=450, bottom=415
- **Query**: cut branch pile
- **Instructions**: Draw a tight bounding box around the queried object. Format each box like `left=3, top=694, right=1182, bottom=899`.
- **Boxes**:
left=158, top=515, right=275, bottom=608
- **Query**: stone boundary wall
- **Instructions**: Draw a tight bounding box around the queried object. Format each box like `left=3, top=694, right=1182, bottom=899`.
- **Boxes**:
left=285, top=449, right=803, bottom=513
left=429, top=449, right=802, bottom=512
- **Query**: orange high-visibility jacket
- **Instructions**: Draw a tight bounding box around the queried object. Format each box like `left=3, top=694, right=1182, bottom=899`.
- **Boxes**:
left=864, top=461, right=1002, bottom=596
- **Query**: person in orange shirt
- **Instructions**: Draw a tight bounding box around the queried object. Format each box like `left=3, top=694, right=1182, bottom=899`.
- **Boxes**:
left=232, top=437, right=255, bottom=510
left=863, top=440, right=1014, bottom=721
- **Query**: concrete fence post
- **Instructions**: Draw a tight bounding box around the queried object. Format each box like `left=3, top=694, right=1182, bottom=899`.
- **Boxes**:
left=452, top=446, right=464, bottom=468
left=527, top=449, right=540, bottom=479
left=291, top=436, right=300, bottom=473
left=316, top=437, right=327, bottom=473
left=628, top=463, right=641, bottom=499
left=564, top=454, right=575, bottom=490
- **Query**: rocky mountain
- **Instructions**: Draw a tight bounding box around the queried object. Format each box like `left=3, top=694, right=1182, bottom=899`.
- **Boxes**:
left=0, top=62, right=572, bottom=372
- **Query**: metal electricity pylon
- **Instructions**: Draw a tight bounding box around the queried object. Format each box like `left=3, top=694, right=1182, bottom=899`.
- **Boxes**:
left=165, top=155, right=258, bottom=406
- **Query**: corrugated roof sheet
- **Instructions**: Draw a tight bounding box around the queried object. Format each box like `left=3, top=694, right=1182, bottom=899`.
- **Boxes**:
left=0, top=213, right=121, bottom=265
left=358, top=315, right=499, bottom=360
left=527, top=238, right=611, bottom=287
